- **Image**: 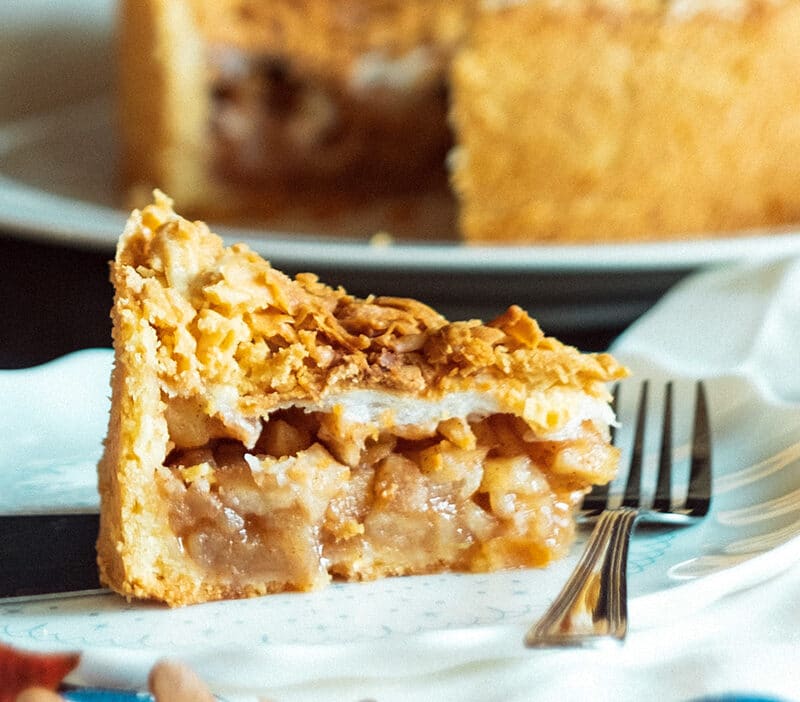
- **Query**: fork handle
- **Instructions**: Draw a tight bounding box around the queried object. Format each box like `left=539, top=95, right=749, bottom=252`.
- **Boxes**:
left=524, top=507, right=639, bottom=648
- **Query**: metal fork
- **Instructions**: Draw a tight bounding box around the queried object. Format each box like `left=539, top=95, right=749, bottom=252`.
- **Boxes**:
left=524, top=379, right=712, bottom=648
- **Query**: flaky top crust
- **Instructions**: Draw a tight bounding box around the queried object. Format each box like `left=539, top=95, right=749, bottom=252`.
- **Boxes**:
left=481, top=0, right=789, bottom=23
left=112, top=192, right=626, bottom=440
left=184, top=0, right=474, bottom=61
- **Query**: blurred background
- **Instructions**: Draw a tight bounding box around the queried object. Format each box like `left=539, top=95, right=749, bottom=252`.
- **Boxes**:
left=0, top=0, right=720, bottom=368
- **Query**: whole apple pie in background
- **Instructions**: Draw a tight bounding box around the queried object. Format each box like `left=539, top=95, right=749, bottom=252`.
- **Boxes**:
left=119, top=0, right=800, bottom=243
left=96, top=192, right=627, bottom=607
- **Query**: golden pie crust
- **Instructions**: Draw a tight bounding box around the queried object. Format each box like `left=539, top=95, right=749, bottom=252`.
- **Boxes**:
left=96, top=192, right=627, bottom=606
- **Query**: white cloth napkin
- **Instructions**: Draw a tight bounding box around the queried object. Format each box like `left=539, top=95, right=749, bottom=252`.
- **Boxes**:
left=257, top=565, right=800, bottom=702
left=612, top=257, right=800, bottom=404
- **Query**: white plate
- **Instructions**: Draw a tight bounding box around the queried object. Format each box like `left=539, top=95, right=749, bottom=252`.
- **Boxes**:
left=5, top=1, right=800, bottom=334
left=1, top=337, right=800, bottom=693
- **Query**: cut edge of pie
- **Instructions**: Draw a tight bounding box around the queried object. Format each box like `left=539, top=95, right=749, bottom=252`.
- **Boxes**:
left=96, top=191, right=628, bottom=606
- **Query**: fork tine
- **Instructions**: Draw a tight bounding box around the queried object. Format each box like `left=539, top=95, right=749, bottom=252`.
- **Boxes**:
left=584, top=470, right=610, bottom=512
left=652, top=381, right=674, bottom=512
left=609, top=382, right=620, bottom=446
left=622, top=381, right=648, bottom=508
left=686, top=380, right=712, bottom=517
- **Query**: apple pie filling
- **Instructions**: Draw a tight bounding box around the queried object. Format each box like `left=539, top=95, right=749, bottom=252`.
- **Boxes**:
left=207, top=45, right=452, bottom=193
left=157, top=402, right=617, bottom=594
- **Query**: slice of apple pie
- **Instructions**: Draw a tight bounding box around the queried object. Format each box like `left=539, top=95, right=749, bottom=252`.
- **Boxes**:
left=97, top=192, right=628, bottom=606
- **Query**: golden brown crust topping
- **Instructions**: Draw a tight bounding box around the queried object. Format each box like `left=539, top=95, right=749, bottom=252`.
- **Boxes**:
left=113, top=192, right=626, bottom=425
left=482, top=0, right=788, bottom=23
left=185, top=0, right=474, bottom=63
left=452, top=0, right=800, bottom=244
